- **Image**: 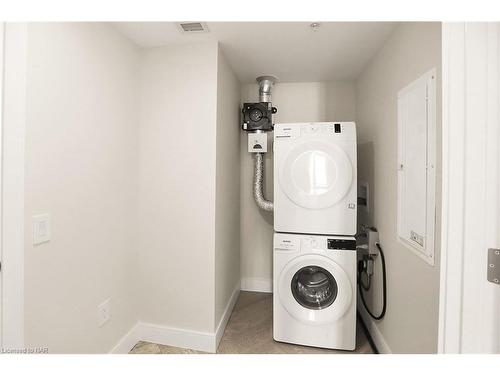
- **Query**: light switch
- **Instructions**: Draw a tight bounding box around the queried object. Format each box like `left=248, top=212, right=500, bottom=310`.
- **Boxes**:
left=33, top=213, right=50, bottom=245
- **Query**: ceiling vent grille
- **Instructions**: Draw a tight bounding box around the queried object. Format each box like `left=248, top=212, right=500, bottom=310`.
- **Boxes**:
left=177, top=22, right=209, bottom=33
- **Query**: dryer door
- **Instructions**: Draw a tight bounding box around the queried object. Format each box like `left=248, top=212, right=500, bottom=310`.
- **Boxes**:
left=278, top=254, right=353, bottom=325
left=278, top=140, right=354, bottom=209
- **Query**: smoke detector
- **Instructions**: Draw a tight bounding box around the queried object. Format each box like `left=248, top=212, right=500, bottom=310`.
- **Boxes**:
left=310, top=22, right=321, bottom=32
left=177, top=22, right=209, bottom=33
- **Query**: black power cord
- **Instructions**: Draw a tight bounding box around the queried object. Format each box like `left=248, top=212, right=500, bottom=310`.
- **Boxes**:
left=358, top=243, right=387, bottom=320
left=358, top=269, right=371, bottom=291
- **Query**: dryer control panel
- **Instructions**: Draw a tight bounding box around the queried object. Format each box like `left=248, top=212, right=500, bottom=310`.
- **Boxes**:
left=274, top=122, right=356, bottom=141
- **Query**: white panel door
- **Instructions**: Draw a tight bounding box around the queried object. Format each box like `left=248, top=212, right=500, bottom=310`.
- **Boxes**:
left=1, top=22, right=26, bottom=350
left=0, top=22, right=4, bottom=346
left=460, top=22, right=500, bottom=354
left=439, top=22, right=500, bottom=354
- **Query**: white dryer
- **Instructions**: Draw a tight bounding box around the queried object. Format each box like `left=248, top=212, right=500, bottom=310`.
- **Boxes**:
left=274, top=122, right=357, bottom=235
left=273, top=232, right=357, bottom=350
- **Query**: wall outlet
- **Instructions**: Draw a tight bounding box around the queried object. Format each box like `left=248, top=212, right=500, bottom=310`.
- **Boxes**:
left=410, top=230, right=424, bottom=247
left=358, top=182, right=369, bottom=212
left=33, top=213, right=51, bottom=245
left=367, top=228, right=379, bottom=255
left=97, top=299, right=111, bottom=327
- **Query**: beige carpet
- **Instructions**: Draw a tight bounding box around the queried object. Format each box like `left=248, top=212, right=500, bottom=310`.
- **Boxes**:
left=130, top=291, right=375, bottom=354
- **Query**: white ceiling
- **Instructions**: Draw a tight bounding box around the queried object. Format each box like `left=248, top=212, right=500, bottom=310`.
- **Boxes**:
left=112, top=22, right=398, bottom=83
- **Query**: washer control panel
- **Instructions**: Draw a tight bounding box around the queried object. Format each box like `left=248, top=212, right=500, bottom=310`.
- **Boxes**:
left=275, top=233, right=356, bottom=252
left=327, top=239, right=356, bottom=251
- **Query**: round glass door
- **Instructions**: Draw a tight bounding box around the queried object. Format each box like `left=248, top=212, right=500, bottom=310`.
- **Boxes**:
left=291, top=266, right=338, bottom=310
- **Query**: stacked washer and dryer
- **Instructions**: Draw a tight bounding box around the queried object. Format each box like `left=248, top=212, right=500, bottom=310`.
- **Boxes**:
left=273, top=122, right=358, bottom=351
left=243, top=77, right=358, bottom=351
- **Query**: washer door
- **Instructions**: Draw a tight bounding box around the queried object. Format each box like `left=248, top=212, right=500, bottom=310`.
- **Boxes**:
left=279, top=140, right=353, bottom=209
left=291, top=265, right=338, bottom=310
left=278, top=254, right=353, bottom=325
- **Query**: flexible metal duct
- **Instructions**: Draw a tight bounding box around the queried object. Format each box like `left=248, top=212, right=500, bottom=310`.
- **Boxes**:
left=252, top=76, right=278, bottom=212
left=253, top=152, right=274, bottom=211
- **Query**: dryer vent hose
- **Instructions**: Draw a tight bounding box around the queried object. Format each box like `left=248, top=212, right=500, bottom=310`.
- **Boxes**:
left=254, top=152, right=274, bottom=211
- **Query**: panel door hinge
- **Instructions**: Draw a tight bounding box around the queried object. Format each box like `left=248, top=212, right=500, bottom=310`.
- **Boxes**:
left=487, top=248, right=500, bottom=285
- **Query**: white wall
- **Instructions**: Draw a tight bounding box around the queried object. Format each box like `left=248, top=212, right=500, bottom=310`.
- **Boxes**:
left=21, top=31, right=241, bottom=353
left=23, top=23, right=139, bottom=353
left=355, top=22, right=442, bottom=353
left=215, top=49, right=241, bottom=327
left=137, top=42, right=219, bottom=333
left=240, top=81, right=356, bottom=291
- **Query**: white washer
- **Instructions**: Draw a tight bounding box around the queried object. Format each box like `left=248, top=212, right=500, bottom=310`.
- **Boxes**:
left=273, top=232, right=357, bottom=350
left=274, top=122, right=357, bottom=235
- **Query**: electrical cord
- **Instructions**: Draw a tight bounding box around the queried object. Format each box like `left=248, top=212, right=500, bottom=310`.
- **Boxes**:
left=358, top=242, right=387, bottom=320
left=358, top=269, right=371, bottom=291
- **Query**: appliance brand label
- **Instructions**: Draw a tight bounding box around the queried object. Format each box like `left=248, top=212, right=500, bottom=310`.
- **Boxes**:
left=275, top=125, right=300, bottom=140
left=275, top=236, right=299, bottom=251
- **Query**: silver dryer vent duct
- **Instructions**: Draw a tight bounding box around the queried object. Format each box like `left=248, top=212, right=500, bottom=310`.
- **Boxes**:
left=256, top=75, right=278, bottom=103
left=252, top=75, right=278, bottom=212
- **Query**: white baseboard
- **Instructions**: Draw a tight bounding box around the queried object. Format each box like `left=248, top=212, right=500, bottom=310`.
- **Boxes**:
left=139, top=322, right=217, bottom=353
left=109, top=322, right=142, bottom=354
left=358, top=305, right=392, bottom=354
left=240, top=277, right=272, bottom=293
left=110, top=285, right=241, bottom=354
left=215, top=285, right=240, bottom=349
left=110, top=322, right=217, bottom=354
